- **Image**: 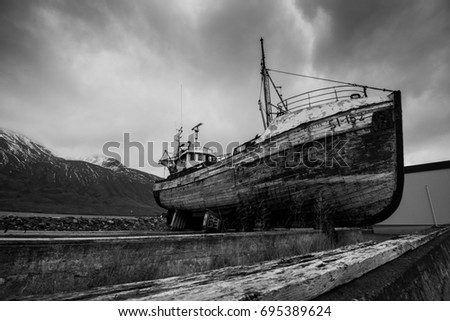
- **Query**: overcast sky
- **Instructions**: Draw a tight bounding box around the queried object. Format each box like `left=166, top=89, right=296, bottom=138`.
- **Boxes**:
left=1, top=0, right=449, bottom=177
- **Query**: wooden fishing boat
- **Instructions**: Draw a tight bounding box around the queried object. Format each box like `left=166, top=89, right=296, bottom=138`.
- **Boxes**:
left=153, top=39, right=404, bottom=231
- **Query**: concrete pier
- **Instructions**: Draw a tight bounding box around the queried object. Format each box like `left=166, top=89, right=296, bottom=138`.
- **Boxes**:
left=0, top=228, right=360, bottom=299
left=18, top=226, right=450, bottom=301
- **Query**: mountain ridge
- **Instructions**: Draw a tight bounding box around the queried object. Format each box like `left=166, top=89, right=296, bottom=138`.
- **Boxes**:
left=0, top=129, right=163, bottom=217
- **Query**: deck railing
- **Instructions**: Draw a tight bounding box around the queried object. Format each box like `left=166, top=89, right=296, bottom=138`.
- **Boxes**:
left=277, top=85, right=367, bottom=112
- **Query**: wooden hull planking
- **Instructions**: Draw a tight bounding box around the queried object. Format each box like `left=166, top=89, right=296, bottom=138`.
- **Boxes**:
left=153, top=91, right=403, bottom=228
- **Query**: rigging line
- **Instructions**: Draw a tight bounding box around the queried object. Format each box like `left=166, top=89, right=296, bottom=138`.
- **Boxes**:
left=267, top=73, right=287, bottom=111
left=266, top=68, right=394, bottom=92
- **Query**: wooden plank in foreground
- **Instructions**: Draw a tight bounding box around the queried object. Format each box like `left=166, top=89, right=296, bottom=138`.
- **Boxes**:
left=28, top=227, right=449, bottom=301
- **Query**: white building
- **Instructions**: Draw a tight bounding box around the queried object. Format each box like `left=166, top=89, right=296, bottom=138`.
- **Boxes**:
left=374, top=160, right=450, bottom=234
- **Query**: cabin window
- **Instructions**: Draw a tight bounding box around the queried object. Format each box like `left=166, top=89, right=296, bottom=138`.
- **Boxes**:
left=189, top=153, right=195, bottom=161
left=198, top=154, right=203, bottom=161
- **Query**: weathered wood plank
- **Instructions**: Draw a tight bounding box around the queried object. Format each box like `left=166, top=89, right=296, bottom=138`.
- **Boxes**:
left=25, top=227, right=449, bottom=301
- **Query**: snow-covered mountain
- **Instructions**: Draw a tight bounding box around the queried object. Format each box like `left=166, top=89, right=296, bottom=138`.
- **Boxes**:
left=0, top=129, right=162, bottom=216
left=84, top=154, right=124, bottom=169
left=0, top=129, right=57, bottom=166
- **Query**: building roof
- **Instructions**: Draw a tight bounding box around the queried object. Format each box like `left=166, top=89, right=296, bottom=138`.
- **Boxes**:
left=405, top=160, right=450, bottom=174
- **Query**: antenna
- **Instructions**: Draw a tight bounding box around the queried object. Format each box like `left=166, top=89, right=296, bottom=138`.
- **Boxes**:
left=191, top=123, right=203, bottom=147
left=180, top=84, right=183, bottom=128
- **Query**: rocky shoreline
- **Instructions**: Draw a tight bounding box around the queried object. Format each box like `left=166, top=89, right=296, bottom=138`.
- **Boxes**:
left=0, top=215, right=168, bottom=232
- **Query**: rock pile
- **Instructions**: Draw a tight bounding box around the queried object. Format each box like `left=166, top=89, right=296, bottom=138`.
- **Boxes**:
left=0, top=215, right=168, bottom=232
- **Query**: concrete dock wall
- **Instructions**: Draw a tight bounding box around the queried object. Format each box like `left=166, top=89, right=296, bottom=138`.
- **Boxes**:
left=0, top=229, right=360, bottom=299
left=23, top=227, right=449, bottom=301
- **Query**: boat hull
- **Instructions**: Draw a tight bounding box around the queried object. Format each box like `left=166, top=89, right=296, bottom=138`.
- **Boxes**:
left=153, top=91, right=403, bottom=229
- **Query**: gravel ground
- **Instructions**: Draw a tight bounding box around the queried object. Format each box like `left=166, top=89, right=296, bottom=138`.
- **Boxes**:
left=0, top=214, right=169, bottom=232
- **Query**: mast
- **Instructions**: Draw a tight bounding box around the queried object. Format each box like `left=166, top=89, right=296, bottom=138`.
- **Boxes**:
left=174, top=127, right=183, bottom=157
left=260, top=38, right=272, bottom=128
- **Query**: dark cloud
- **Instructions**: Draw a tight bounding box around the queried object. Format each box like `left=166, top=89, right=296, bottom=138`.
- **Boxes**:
left=295, top=0, right=450, bottom=90
left=0, top=0, right=449, bottom=175
left=294, top=0, right=450, bottom=165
